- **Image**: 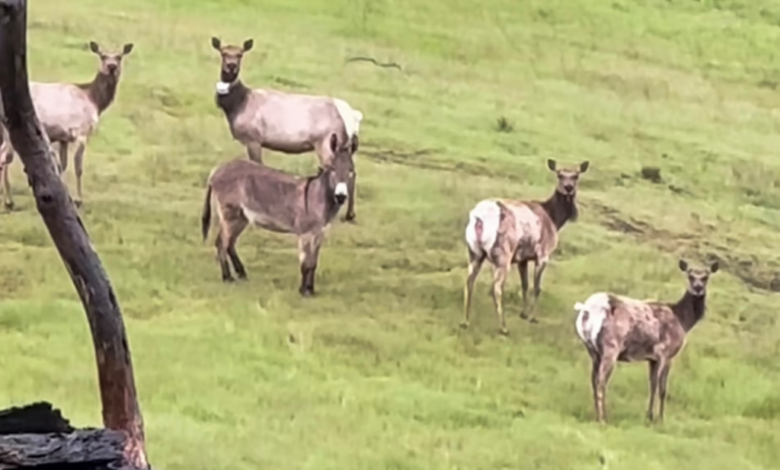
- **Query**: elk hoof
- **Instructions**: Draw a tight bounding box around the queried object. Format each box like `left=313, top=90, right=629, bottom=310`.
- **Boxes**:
left=73, top=199, right=83, bottom=208
left=499, top=327, right=509, bottom=336
left=222, top=275, right=235, bottom=283
left=459, top=321, right=469, bottom=329
left=236, top=272, right=248, bottom=281
left=519, top=312, right=529, bottom=320
left=299, top=287, right=315, bottom=297
left=528, top=317, right=539, bottom=324
left=343, top=212, right=357, bottom=223
left=3, top=201, right=13, bottom=212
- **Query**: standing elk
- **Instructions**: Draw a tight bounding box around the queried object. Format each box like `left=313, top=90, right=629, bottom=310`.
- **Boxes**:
left=0, top=41, right=133, bottom=207
left=573, top=259, right=720, bottom=424
left=461, top=159, right=589, bottom=335
left=210, top=36, right=363, bottom=222
left=201, top=132, right=357, bottom=295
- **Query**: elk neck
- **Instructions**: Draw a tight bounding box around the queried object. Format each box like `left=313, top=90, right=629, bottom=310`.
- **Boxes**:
left=540, top=190, right=579, bottom=230
left=215, top=80, right=250, bottom=123
left=77, top=72, right=119, bottom=114
left=670, top=290, right=707, bottom=332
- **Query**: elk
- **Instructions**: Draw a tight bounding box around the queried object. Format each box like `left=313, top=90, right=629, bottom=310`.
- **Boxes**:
left=0, top=122, right=13, bottom=210
left=573, top=259, right=720, bottom=424
left=201, top=132, right=357, bottom=295
left=210, top=36, right=363, bottom=222
left=0, top=41, right=133, bottom=207
left=461, top=159, right=589, bottom=335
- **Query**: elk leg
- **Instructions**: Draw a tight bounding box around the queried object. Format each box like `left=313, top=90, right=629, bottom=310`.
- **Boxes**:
left=595, top=352, right=618, bottom=424
left=461, top=250, right=485, bottom=329
left=246, top=142, right=263, bottom=164
left=344, top=169, right=357, bottom=222
left=226, top=217, right=248, bottom=280
left=491, top=261, right=510, bottom=335
left=646, top=360, right=659, bottom=422
left=58, top=142, right=69, bottom=173
left=297, top=231, right=323, bottom=296
left=525, top=259, right=548, bottom=323
left=1, top=157, right=12, bottom=211
left=73, top=139, right=86, bottom=207
left=517, top=260, right=529, bottom=318
left=589, top=350, right=601, bottom=422
left=657, top=362, right=671, bottom=423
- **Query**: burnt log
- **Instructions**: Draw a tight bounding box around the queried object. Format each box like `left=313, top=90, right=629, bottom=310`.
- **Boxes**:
left=0, top=1, right=148, bottom=468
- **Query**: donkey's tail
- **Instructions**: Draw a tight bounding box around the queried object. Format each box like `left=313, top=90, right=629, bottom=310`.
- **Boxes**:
left=201, top=184, right=213, bottom=242
left=465, top=200, right=501, bottom=256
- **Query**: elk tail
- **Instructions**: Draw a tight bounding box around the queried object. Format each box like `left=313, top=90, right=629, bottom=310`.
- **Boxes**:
left=465, top=200, right=501, bottom=256
left=201, top=184, right=213, bottom=242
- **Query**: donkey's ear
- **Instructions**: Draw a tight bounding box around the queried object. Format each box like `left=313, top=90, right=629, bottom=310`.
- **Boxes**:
left=579, top=161, right=590, bottom=173
left=678, top=259, right=689, bottom=272
left=329, top=133, right=339, bottom=154
left=122, top=43, right=134, bottom=55
left=89, top=41, right=100, bottom=54
left=211, top=37, right=221, bottom=50
left=547, top=159, right=557, bottom=172
left=350, top=135, right=359, bottom=154
left=243, top=39, right=254, bottom=52
left=710, top=261, right=719, bottom=273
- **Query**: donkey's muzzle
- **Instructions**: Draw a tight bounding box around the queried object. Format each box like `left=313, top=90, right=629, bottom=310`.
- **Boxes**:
left=334, top=182, right=348, bottom=205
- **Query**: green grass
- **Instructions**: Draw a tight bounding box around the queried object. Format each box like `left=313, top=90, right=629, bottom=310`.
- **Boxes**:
left=1, top=0, right=780, bottom=468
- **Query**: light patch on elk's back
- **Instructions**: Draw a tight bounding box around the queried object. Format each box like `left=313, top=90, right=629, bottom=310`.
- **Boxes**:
left=574, top=292, right=611, bottom=351
left=30, top=82, right=98, bottom=141
left=332, top=98, right=362, bottom=138
left=507, top=203, right=544, bottom=260
left=465, top=200, right=501, bottom=255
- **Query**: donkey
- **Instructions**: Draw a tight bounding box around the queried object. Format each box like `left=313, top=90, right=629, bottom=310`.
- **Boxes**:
left=201, top=132, right=357, bottom=295
left=1, top=41, right=133, bottom=207
left=573, top=259, right=719, bottom=424
left=210, top=37, right=363, bottom=222
left=461, top=159, right=589, bottom=335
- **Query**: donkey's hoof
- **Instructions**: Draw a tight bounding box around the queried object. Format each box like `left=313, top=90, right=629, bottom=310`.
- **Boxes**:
left=528, top=317, right=539, bottom=324
left=236, top=272, right=248, bottom=281
left=343, top=212, right=357, bottom=223
left=499, top=327, right=509, bottom=336
left=73, top=199, right=83, bottom=208
left=459, top=321, right=469, bottom=329
left=299, top=287, right=315, bottom=297
left=222, top=276, right=235, bottom=283
left=519, top=312, right=529, bottom=320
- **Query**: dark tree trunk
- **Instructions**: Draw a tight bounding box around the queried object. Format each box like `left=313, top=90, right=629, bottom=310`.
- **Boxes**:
left=0, top=1, right=148, bottom=468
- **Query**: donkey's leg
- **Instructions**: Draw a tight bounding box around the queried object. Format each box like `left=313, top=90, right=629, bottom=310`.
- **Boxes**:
left=490, top=259, right=511, bottom=336
left=526, top=259, right=548, bottom=323
left=246, top=142, right=263, bottom=164
left=517, top=260, right=529, bottom=318
left=73, top=138, right=87, bottom=207
left=297, top=230, right=324, bottom=296
left=461, top=250, right=486, bottom=329
left=215, top=230, right=233, bottom=282
left=646, top=359, right=660, bottom=422
left=226, top=217, right=249, bottom=280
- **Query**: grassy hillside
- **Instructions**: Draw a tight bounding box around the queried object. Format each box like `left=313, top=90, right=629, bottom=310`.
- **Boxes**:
left=2, top=0, right=779, bottom=468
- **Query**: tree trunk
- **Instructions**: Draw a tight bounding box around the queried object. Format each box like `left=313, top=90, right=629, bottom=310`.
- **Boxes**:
left=0, top=1, right=148, bottom=468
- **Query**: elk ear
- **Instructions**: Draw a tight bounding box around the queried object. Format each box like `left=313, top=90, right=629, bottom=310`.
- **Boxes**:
left=122, top=43, right=134, bottom=55
left=710, top=261, right=719, bottom=273
left=547, top=159, right=557, bottom=172
left=579, top=160, right=590, bottom=173
left=329, top=133, right=339, bottom=154
left=243, top=39, right=254, bottom=52
left=89, top=41, right=100, bottom=54
left=350, top=135, right=359, bottom=154
left=211, top=37, right=221, bottom=50
left=678, top=259, right=689, bottom=272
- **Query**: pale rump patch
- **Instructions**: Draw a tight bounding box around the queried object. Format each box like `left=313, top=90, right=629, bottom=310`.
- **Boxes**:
left=574, top=292, right=611, bottom=351
left=216, top=81, right=231, bottom=95
left=465, top=199, right=501, bottom=256
left=332, top=98, right=362, bottom=138
left=334, top=182, right=348, bottom=197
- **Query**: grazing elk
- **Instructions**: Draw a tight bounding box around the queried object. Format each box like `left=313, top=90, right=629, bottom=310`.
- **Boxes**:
left=210, top=37, right=363, bottom=222
left=461, top=159, right=589, bottom=335
left=1, top=41, right=133, bottom=207
left=201, top=132, right=357, bottom=295
left=573, top=259, right=720, bottom=424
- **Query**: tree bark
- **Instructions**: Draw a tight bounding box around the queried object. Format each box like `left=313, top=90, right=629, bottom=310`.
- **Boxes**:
left=0, top=429, right=126, bottom=470
left=0, top=1, right=148, bottom=468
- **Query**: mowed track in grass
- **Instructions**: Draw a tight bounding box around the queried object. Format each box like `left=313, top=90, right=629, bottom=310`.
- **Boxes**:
left=1, top=0, right=779, bottom=468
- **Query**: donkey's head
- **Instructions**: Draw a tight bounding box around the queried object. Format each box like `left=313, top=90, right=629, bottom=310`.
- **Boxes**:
left=679, top=259, right=719, bottom=297
left=547, top=159, right=589, bottom=198
left=323, top=133, right=357, bottom=206
left=89, top=41, right=133, bottom=78
left=211, top=37, right=253, bottom=90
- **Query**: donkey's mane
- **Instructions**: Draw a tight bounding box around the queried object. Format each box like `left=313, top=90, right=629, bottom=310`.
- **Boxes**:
left=303, top=167, right=326, bottom=214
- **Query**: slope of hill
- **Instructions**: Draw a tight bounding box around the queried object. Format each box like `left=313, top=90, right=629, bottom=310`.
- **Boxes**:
left=1, top=0, right=779, bottom=469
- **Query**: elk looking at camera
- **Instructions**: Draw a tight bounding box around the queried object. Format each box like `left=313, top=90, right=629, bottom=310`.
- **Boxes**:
left=201, top=133, right=357, bottom=295
left=461, top=159, right=589, bottom=335
left=573, top=259, right=719, bottom=424
left=0, top=41, right=133, bottom=207
left=210, top=37, right=363, bottom=222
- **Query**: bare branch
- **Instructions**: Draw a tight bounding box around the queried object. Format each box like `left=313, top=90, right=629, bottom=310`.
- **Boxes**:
left=345, top=56, right=403, bottom=71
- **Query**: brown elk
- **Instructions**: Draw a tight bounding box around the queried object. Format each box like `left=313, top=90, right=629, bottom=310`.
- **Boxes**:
left=461, top=159, right=590, bottom=335
left=0, top=41, right=133, bottom=207
left=201, top=132, right=357, bottom=295
left=573, top=259, right=720, bottom=424
left=210, top=37, right=363, bottom=222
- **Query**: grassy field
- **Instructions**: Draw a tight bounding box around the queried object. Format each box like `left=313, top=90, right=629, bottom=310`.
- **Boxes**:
left=1, top=0, right=780, bottom=468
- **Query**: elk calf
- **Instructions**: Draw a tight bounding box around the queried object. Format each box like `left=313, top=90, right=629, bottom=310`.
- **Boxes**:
left=201, top=133, right=357, bottom=295
left=210, top=37, right=363, bottom=222
left=573, top=259, right=719, bottom=424
left=461, top=159, right=589, bottom=335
